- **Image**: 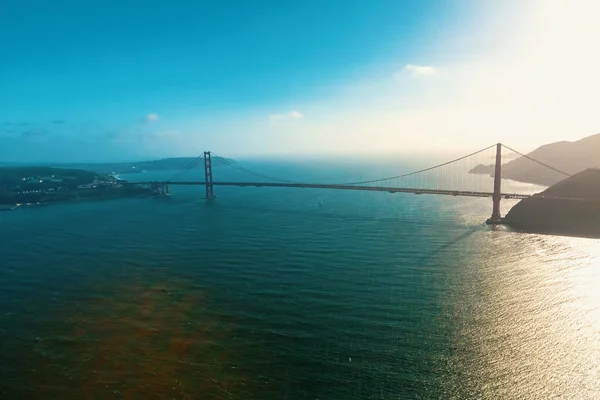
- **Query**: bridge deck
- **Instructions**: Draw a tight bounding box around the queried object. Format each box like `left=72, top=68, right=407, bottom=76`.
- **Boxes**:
left=134, top=181, right=532, bottom=199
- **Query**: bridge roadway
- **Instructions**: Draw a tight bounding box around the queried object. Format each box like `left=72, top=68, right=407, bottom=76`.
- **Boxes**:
left=134, top=181, right=532, bottom=200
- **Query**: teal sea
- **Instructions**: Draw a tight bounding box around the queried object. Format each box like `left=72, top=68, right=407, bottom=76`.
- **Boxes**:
left=1, top=160, right=599, bottom=399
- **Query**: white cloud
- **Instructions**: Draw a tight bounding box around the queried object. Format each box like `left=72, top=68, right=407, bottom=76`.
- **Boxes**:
left=268, top=110, right=304, bottom=125
left=401, top=64, right=437, bottom=77
left=255, top=1, right=600, bottom=154
left=146, top=113, right=160, bottom=122
left=150, top=0, right=600, bottom=157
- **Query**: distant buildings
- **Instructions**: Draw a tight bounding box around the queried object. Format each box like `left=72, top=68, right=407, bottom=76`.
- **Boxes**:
left=77, top=179, right=118, bottom=189
left=22, top=175, right=63, bottom=183
left=77, top=183, right=95, bottom=189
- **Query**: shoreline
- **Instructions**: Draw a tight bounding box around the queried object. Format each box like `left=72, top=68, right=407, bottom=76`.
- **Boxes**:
left=0, top=192, right=161, bottom=211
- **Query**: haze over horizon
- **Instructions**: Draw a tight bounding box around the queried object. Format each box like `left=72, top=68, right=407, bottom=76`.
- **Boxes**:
left=1, top=0, right=599, bottom=162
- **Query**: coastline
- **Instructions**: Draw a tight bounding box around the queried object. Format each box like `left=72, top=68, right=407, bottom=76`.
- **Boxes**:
left=502, top=168, right=600, bottom=238
left=0, top=192, right=161, bottom=211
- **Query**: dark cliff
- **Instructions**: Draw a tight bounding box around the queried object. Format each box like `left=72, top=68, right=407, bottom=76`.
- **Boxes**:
left=504, top=168, right=600, bottom=236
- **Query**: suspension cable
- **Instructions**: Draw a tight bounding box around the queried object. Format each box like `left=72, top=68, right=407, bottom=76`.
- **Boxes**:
left=340, top=144, right=497, bottom=185
left=166, top=154, right=205, bottom=182
left=168, top=157, right=202, bottom=182
left=164, top=143, right=571, bottom=189
left=501, top=144, right=571, bottom=177
left=212, top=154, right=298, bottom=183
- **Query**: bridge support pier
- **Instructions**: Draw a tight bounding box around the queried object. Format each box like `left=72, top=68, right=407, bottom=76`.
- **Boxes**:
left=204, top=151, right=215, bottom=199
left=149, top=182, right=170, bottom=195
left=486, top=143, right=503, bottom=225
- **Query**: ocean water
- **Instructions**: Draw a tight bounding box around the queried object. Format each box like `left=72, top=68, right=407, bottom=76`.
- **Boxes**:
left=1, top=161, right=599, bottom=399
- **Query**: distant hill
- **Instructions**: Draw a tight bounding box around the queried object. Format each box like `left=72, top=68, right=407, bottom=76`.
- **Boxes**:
left=52, top=157, right=234, bottom=174
left=470, top=133, right=600, bottom=186
left=469, top=164, right=495, bottom=175
left=505, top=168, right=600, bottom=237
left=0, top=167, right=96, bottom=187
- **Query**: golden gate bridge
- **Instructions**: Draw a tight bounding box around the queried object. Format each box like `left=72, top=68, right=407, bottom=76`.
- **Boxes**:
left=133, top=143, right=572, bottom=224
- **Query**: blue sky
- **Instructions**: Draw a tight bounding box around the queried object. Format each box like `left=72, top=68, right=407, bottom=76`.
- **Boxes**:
left=1, top=0, right=599, bottom=162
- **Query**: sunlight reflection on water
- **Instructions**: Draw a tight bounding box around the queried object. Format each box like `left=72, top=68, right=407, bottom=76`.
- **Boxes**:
left=1, top=170, right=599, bottom=399
left=447, top=224, right=600, bottom=399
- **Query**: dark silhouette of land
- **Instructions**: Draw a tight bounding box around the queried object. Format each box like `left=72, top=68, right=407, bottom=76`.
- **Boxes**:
left=49, top=157, right=235, bottom=175
left=53, top=158, right=207, bottom=174
left=0, top=167, right=152, bottom=206
left=505, top=168, right=600, bottom=237
left=471, top=133, right=600, bottom=186
left=0, top=157, right=234, bottom=175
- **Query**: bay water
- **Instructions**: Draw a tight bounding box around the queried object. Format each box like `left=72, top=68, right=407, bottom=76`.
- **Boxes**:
left=1, top=160, right=599, bottom=399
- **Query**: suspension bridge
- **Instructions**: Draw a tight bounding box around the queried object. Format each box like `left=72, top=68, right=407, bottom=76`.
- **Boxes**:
left=133, top=143, right=572, bottom=224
